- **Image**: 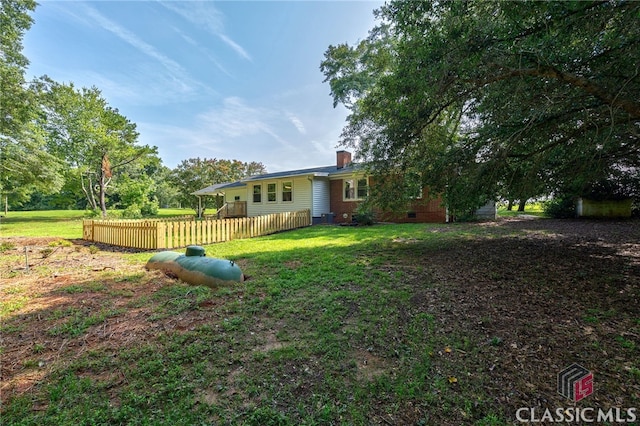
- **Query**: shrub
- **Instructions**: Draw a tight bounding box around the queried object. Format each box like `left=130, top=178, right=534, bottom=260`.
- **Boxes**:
left=122, top=204, right=142, bottom=219
left=141, top=200, right=159, bottom=217
left=354, top=205, right=375, bottom=226
left=544, top=196, right=576, bottom=218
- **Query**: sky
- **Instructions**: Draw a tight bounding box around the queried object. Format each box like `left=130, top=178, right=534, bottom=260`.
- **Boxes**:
left=22, top=0, right=383, bottom=172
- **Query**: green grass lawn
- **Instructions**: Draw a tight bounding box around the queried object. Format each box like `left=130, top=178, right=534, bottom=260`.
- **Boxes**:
left=497, top=201, right=546, bottom=217
left=0, top=209, right=195, bottom=239
left=1, top=212, right=638, bottom=425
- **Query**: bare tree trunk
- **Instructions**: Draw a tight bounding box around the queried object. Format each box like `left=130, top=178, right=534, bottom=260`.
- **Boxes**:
left=517, top=199, right=527, bottom=212
left=99, top=153, right=112, bottom=218
left=507, top=199, right=513, bottom=211
left=81, top=172, right=98, bottom=211
left=99, top=173, right=107, bottom=218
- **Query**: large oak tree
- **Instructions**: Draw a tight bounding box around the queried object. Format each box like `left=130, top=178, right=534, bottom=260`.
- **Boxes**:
left=36, top=79, right=157, bottom=217
left=322, top=0, right=640, bottom=213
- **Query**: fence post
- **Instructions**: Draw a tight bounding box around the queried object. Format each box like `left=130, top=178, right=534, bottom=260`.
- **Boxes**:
left=83, top=220, right=94, bottom=241
left=156, top=222, right=166, bottom=249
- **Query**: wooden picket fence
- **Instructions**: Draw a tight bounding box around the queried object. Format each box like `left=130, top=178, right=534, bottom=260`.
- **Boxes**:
left=83, top=209, right=311, bottom=250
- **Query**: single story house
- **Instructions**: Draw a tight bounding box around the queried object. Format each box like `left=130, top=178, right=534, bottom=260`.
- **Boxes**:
left=194, top=151, right=494, bottom=224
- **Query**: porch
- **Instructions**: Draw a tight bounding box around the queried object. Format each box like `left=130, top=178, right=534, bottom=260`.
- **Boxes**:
left=214, top=201, right=247, bottom=219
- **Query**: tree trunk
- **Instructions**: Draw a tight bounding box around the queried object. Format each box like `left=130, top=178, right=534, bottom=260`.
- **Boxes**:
left=99, top=173, right=107, bottom=218
left=99, top=153, right=111, bottom=218
left=81, top=173, right=98, bottom=211
left=507, top=199, right=513, bottom=211
left=517, top=199, right=527, bottom=212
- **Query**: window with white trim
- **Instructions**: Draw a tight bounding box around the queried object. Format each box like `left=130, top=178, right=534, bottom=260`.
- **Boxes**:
left=267, top=183, right=277, bottom=202
left=253, top=184, right=262, bottom=203
left=282, top=181, right=293, bottom=202
left=344, top=178, right=368, bottom=200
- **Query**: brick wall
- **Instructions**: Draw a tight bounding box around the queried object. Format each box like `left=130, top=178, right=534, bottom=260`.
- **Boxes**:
left=329, top=179, right=360, bottom=223
left=329, top=178, right=447, bottom=224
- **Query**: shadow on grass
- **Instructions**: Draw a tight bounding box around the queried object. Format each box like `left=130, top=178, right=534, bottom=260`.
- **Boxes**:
left=2, top=218, right=639, bottom=425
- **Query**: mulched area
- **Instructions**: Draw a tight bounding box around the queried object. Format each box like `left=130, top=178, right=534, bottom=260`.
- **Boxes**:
left=399, top=218, right=640, bottom=421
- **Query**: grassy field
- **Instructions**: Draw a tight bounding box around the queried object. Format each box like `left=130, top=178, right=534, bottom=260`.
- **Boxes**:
left=496, top=202, right=546, bottom=218
left=0, top=209, right=195, bottom=239
left=1, top=212, right=639, bottom=425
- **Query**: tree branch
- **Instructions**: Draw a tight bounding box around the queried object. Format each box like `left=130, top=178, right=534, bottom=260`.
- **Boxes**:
left=110, top=149, right=150, bottom=170
left=479, top=65, right=640, bottom=120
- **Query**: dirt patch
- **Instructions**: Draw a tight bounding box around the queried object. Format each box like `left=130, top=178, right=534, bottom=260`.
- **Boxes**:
left=355, top=349, right=388, bottom=381
left=0, top=238, right=175, bottom=400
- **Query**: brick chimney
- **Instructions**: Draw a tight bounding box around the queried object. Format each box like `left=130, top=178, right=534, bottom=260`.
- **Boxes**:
left=336, top=150, right=352, bottom=169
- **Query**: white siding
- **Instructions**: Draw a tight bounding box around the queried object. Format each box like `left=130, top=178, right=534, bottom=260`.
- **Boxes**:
left=224, top=187, right=246, bottom=203
left=312, top=177, right=331, bottom=218
left=247, top=176, right=312, bottom=217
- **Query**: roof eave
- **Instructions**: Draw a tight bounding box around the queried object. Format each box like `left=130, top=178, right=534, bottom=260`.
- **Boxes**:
left=242, top=172, right=330, bottom=182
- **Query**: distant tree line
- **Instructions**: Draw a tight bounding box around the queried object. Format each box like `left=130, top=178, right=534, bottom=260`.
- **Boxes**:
left=0, top=0, right=265, bottom=218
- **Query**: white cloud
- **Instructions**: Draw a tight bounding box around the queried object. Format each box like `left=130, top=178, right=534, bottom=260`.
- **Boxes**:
left=138, top=95, right=344, bottom=171
left=84, top=6, right=186, bottom=79
left=169, top=25, right=234, bottom=78
left=286, top=112, right=307, bottom=135
left=45, top=4, right=223, bottom=107
left=160, top=1, right=251, bottom=61
left=73, top=4, right=220, bottom=105
left=171, top=25, right=198, bottom=47
left=200, top=97, right=290, bottom=140
left=218, top=34, right=252, bottom=62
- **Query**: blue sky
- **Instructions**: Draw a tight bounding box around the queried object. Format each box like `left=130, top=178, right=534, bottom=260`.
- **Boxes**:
left=22, top=1, right=382, bottom=172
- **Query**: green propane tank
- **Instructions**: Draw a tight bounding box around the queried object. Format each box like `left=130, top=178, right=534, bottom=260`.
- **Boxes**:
left=146, top=245, right=244, bottom=288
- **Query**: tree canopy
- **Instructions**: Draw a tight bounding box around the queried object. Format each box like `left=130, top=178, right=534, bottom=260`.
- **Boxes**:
left=2, top=1, right=269, bottom=216
left=1, top=0, right=63, bottom=203
left=322, top=0, right=640, bottom=213
left=171, top=158, right=266, bottom=213
left=36, top=79, right=157, bottom=217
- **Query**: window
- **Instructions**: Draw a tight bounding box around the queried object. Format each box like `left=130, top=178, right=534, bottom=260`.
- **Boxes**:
left=344, top=179, right=355, bottom=200
left=357, top=178, right=368, bottom=199
left=282, top=181, right=292, bottom=202
left=267, top=183, right=277, bottom=202
left=344, top=178, right=368, bottom=200
left=253, top=185, right=262, bottom=203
